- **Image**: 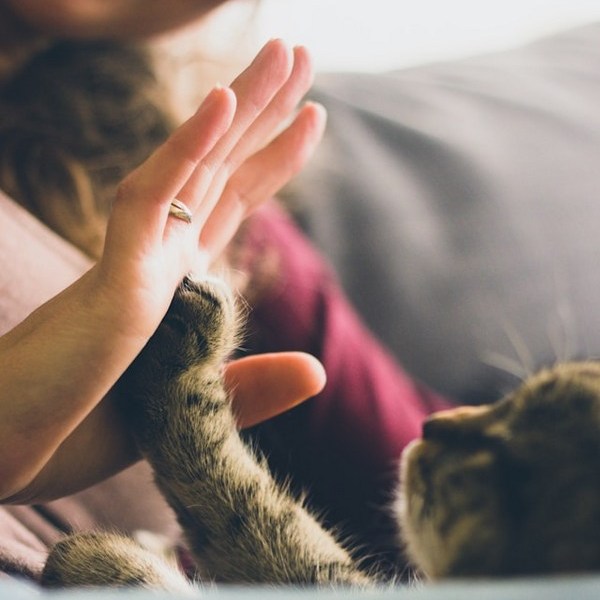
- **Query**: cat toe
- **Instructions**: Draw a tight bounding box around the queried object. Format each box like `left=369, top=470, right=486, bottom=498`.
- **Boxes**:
left=166, top=275, right=238, bottom=364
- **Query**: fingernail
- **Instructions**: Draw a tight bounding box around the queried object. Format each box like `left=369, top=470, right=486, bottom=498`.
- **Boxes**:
left=195, top=85, right=228, bottom=115
left=304, top=101, right=328, bottom=120
left=256, top=38, right=287, bottom=62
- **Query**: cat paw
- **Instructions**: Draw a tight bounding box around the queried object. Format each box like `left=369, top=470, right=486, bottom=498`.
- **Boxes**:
left=134, top=274, right=238, bottom=379
left=118, top=274, right=238, bottom=451
left=163, top=275, right=238, bottom=368
left=41, top=532, right=193, bottom=593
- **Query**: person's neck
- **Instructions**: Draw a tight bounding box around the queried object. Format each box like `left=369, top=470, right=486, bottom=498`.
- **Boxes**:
left=0, top=3, right=50, bottom=81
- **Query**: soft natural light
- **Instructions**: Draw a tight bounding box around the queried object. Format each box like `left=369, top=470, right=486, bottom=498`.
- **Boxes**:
left=251, top=0, right=600, bottom=71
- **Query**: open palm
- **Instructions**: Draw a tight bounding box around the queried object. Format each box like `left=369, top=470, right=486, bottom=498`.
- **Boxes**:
left=96, top=40, right=325, bottom=341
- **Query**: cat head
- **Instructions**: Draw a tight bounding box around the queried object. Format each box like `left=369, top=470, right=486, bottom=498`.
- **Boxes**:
left=397, top=362, right=600, bottom=578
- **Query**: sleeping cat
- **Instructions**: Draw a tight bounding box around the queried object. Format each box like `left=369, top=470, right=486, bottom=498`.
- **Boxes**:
left=41, top=275, right=600, bottom=590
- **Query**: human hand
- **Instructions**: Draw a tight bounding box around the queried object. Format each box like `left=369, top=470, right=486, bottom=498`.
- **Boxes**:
left=95, top=39, right=326, bottom=341
left=3, top=350, right=325, bottom=503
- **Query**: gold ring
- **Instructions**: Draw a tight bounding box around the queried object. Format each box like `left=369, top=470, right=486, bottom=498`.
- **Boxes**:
left=168, top=199, right=193, bottom=224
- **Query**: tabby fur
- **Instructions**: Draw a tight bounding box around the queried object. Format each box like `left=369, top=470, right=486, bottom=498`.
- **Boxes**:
left=398, top=363, right=600, bottom=578
left=40, top=276, right=600, bottom=590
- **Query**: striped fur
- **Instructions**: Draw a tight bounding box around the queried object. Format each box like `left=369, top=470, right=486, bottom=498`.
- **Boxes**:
left=42, top=276, right=372, bottom=590
left=398, top=363, right=600, bottom=578
left=41, top=277, right=600, bottom=589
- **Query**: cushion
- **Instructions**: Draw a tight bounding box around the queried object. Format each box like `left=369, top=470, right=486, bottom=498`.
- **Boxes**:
left=291, top=23, right=600, bottom=403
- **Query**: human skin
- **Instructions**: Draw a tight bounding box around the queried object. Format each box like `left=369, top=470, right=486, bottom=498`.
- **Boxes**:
left=2, top=0, right=228, bottom=38
left=0, top=38, right=327, bottom=503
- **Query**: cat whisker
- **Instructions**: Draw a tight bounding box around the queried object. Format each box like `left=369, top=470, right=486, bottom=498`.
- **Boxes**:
left=481, top=352, right=528, bottom=382
left=499, top=319, right=536, bottom=378
left=547, top=269, right=577, bottom=364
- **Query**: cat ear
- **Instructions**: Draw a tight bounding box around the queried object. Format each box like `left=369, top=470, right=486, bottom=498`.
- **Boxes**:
left=424, top=403, right=515, bottom=442
left=423, top=405, right=491, bottom=439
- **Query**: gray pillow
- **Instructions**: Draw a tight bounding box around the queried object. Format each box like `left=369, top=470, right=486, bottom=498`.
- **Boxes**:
left=290, top=23, right=600, bottom=403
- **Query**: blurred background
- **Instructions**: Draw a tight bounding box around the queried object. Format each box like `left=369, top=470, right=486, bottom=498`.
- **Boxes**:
left=162, top=1, right=600, bottom=117
left=198, top=0, right=600, bottom=72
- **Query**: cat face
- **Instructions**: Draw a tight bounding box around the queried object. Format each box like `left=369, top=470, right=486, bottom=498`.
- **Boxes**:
left=397, top=362, right=600, bottom=578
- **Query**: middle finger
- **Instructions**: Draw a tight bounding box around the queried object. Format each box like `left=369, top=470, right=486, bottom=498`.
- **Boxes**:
left=177, top=39, right=294, bottom=218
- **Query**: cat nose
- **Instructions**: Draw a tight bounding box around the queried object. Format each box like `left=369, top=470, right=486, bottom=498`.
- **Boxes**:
left=422, top=405, right=488, bottom=440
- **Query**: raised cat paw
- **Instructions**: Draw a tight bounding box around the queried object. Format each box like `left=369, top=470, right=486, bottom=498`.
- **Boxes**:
left=152, top=275, right=238, bottom=371
left=118, top=274, right=238, bottom=454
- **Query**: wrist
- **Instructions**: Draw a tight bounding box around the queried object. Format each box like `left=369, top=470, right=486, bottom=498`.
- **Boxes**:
left=77, top=262, right=168, bottom=345
left=0, top=265, right=156, bottom=499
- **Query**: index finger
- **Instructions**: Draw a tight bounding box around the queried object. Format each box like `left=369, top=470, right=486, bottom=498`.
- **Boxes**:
left=104, top=86, right=236, bottom=256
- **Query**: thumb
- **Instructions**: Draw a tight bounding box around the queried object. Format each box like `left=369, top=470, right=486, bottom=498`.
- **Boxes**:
left=224, top=352, right=326, bottom=429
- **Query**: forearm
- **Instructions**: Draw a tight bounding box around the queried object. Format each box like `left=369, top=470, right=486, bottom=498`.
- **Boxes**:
left=0, top=265, right=151, bottom=501
left=3, top=393, right=139, bottom=504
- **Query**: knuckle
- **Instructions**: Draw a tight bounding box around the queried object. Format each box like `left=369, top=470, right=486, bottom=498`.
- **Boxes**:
left=115, top=174, right=137, bottom=204
left=164, top=135, right=200, bottom=172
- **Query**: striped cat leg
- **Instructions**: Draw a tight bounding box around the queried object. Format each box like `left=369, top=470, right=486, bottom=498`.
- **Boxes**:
left=123, top=277, right=373, bottom=586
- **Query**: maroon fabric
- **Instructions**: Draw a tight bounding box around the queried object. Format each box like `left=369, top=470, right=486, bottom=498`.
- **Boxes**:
left=243, top=204, right=451, bottom=573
